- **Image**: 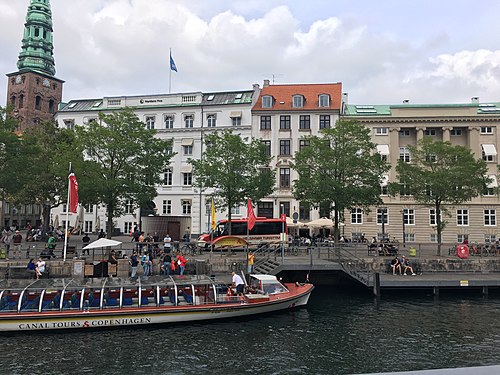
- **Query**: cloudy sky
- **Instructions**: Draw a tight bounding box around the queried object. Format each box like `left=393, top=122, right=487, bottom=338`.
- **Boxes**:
left=1, top=0, right=500, bottom=106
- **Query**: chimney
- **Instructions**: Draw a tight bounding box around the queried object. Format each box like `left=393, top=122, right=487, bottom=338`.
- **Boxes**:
left=342, top=92, right=348, bottom=105
left=263, top=79, right=270, bottom=87
left=471, top=97, right=479, bottom=104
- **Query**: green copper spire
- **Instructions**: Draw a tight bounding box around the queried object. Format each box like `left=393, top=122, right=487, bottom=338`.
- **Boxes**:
left=17, top=0, right=56, bottom=76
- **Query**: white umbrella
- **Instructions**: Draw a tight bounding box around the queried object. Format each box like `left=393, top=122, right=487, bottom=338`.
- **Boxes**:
left=53, top=215, right=59, bottom=229
left=74, top=206, right=84, bottom=233
left=306, top=217, right=334, bottom=228
left=82, top=238, right=122, bottom=250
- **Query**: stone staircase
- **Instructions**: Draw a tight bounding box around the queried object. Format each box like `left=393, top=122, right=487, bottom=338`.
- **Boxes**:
left=253, top=258, right=281, bottom=275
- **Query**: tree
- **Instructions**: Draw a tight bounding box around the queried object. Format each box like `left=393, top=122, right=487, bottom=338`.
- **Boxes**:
left=392, top=137, right=489, bottom=255
left=10, top=121, right=83, bottom=234
left=190, top=130, right=274, bottom=233
left=0, top=106, right=22, bottom=227
left=293, top=118, right=390, bottom=241
left=76, top=108, right=174, bottom=238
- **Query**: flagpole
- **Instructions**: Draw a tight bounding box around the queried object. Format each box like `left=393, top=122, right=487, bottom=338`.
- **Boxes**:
left=63, top=162, right=72, bottom=262
left=169, top=48, right=172, bottom=94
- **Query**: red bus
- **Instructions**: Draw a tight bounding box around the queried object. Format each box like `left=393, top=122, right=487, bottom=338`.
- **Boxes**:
left=197, top=217, right=287, bottom=248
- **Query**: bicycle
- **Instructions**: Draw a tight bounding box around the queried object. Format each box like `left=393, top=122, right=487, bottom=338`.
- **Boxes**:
left=181, top=242, right=200, bottom=256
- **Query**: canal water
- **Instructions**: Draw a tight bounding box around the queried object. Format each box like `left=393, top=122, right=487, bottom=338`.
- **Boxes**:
left=1, top=287, right=500, bottom=375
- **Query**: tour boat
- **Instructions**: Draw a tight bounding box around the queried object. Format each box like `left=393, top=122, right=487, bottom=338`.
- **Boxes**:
left=0, top=274, right=314, bottom=332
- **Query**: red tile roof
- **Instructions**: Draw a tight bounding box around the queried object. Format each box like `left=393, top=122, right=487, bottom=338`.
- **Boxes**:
left=252, top=82, right=343, bottom=111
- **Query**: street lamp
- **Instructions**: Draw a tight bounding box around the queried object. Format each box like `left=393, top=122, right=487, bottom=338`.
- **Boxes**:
left=380, top=207, right=387, bottom=240
left=280, top=204, right=285, bottom=263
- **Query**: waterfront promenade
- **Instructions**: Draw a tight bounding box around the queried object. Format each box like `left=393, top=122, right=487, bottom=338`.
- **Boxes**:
left=2, top=232, right=500, bottom=295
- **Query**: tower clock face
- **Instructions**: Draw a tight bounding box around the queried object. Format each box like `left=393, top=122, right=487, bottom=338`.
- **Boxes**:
left=43, top=78, right=50, bottom=87
left=15, top=75, right=22, bottom=84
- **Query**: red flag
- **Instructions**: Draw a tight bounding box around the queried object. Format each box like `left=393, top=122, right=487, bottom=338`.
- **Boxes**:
left=247, top=199, right=256, bottom=231
left=69, top=165, right=79, bottom=213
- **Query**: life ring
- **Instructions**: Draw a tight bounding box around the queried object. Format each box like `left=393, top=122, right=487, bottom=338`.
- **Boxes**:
left=456, top=244, right=469, bottom=259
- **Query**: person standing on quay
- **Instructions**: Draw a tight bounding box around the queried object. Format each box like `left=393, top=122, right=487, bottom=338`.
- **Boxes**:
left=129, top=251, right=139, bottom=278
left=247, top=251, right=255, bottom=274
left=12, top=230, right=23, bottom=260
left=163, top=233, right=172, bottom=254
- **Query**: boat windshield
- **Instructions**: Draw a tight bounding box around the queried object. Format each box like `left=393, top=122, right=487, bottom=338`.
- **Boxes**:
left=249, top=275, right=289, bottom=295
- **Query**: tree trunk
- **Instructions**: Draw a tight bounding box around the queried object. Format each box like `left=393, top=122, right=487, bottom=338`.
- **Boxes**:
left=42, top=203, right=51, bottom=235
left=106, top=202, right=114, bottom=239
left=436, top=202, right=442, bottom=257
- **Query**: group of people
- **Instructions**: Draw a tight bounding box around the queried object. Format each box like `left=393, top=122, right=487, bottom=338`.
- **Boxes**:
left=128, top=249, right=187, bottom=278
left=26, top=257, right=46, bottom=280
left=390, top=255, right=416, bottom=276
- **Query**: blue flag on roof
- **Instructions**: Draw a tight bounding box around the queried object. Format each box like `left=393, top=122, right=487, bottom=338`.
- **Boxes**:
left=170, top=51, right=178, bottom=72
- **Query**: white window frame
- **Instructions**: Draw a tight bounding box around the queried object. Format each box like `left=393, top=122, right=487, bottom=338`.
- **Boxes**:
left=399, top=147, right=411, bottom=163
left=399, top=129, right=411, bottom=137
left=424, top=129, right=437, bottom=136
left=403, top=208, right=415, bottom=225
left=164, top=115, right=174, bottom=129
left=481, top=126, right=493, bottom=134
left=262, top=95, right=273, bottom=108
left=207, top=114, right=217, bottom=127
left=183, top=172, right=192, bottom=186
left=484, top=209, right=496, bottom=226
left=457, top=209, right=469, bottom=226
left=450, top=128, right=462, bottom=136
left=485, top=234, right=496, bottom=243
left=318, top=94, right=330, bottom=107
left=232, top=117, right=241, bottom=126
left=375, top=127, right=389, bottom=135
left=182, top=200, right=192, bottom=215
left=183, top=145, right=193, bottom=156
left=162, top=200, right=172, bottom=215
left=145, top=116, right=155, bottom=130
left=184, top=115, right=194, bottom=128
left=164, top=168, right=173, bottom=186
left=125, top=200, right=134, bottom=214
left=376, top=208, right=388, bottom=225
left=351, top=208, right=363, bottom=224
left=292, top=95, right=304, bottom=108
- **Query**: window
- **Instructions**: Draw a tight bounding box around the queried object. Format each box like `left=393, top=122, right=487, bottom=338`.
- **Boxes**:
left=299, top=115, right=310, bottom=130
left=375, top=127, right=388, bottom=135
left=164, top=115, right=174, bottom=128
left=299, top=139, right=310, bottom=151
left=162, top=200, right=172, bottom=214
left=292, top=95, right=304, bottom=108
left=183, top=173, right=192, bottom=186
left=457, top=234, right=468, bottom=243
left=125, top=200, right=134, bottom=214
left=124, top=222, right=133, bottom=235
left=430, top=234, right=438, bottom=243
left=403, top=208, right=415, bottom=225
left=164, top=168, right=173, bottom=185
left=184, top=115, right=194, bottom=128
left=182, top=200, right=192, bottom=215
left=84, top=221, right=93, bottom=234
left=425, top=154, right=437, bottom=163
left=260, top=116, right=271, bottom=130
left=63, top=119, right=75, bottom=130
left=232, top=117, right=241, bottom=126
left=262, top=140, right=271, bottom=156
left=48, top=99, right=55, bottom=113
left=10, top=95, right=16, bottom=107
left=183, top=145, right=193, bottom=156
left=376, top=208, right=388, bottom=225
left=451, top=128, right=462, bottom=136
left=231, top=206, right=241, bottom=215
left=145, top=116, right=155, bottom=129
left=481, top=126, right=493, bottom=134
left=35, top=96, right=41, bottom=110
left=19, top=94, right=24, bottom=109
left=399, top=129, right=411, bottom=137
left=351, top=208, right=363, bottom=224
left=280, top=115, right=291, bottom=130
left=429, top=209, right=442, bottom=226
left=399, top=147, right=411, bottom=163
left=405, top=233, right=415, bottom=242
left=299, top=202, right=310, bottom=221
left=262, top=95, right=273, bottom=108
left=457, top=209, right=469, bottom=226
left=484, top=209, right=496, bottom=226
left=279, top=140, right=291, bottom=156
left=280, top=202, right=291, bottom=217
left=424, top=129, right=437, bottom=136
left=319, top=115, right=330, bottom=129
left=481, top=144, right=497, bottom=162
left=319, top=94, right=330, bottom=107
left=485, top=234, right=496, bottom=244
left=483, top=187, right=495, bottom=196
left=279, top=168, right=290, bottom=188
left=165, top=145, right=173, bottom=155
left=84, top=204, right=94, bottom=213
left=207, top=114, right=216, bottom=127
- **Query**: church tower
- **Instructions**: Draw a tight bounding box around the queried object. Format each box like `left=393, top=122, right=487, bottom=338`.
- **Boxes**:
left=6, top=0, right=64, bottom=131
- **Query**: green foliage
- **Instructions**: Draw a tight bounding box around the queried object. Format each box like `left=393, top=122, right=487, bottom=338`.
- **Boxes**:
left=190, top=130, right=274, bottom=226
left=392, top=137, right=489, bottom=249
left=293, top=118, right=390, bottom=238
left=76, top=108, right=174, bottom=236
left=0, top=106, right=22, bottom=200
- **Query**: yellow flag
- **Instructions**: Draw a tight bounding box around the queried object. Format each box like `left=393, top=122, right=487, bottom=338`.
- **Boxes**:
left=211, top=199, right=216, bottom=230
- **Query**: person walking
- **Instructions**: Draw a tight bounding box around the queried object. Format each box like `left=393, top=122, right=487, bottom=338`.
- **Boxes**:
left=12, top=230, right=23, bottom=260
left=129, top=251, right=139, bottom=278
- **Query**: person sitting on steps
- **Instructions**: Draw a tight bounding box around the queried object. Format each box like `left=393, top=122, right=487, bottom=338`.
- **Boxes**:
left=400, top=255, right=416, bottom=275
left=390, top=256, right=401, bottom=275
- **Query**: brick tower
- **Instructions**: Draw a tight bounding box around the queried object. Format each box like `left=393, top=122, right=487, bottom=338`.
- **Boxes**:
left=6, top=0, right=64, bottom=131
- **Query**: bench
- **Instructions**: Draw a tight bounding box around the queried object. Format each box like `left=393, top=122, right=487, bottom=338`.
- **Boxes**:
left=7, top=266, right=33, bottom=279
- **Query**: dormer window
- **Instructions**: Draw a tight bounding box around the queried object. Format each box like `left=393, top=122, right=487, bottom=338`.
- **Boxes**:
left=319, top=94, right=330, bottom=107
left=262, top=95, right=273, bottom=108
left=292, top=95, right=304, bottom=108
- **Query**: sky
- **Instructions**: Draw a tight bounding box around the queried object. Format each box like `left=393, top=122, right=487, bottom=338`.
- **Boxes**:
left=1, top=0, right=500, bottom=106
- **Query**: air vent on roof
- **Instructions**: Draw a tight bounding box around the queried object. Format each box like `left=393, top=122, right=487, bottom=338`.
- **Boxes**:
left=68, top=102, right=77, bottom=109
left=235, top=93, right=243, bottom=99
left=92, top=101, right=102, bottom=107
left=355, top=105, right=375, bottom=109
left=479, top=104, right=495, bottom=107
left=207, top=95, right=215, bottom=101
left=479, top=107, right=500, bottom=112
